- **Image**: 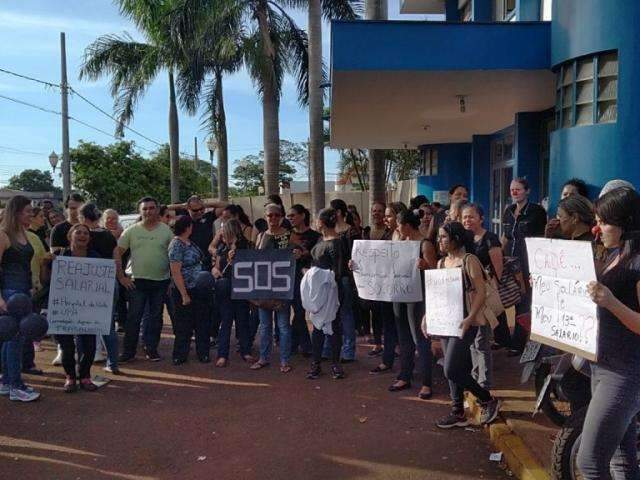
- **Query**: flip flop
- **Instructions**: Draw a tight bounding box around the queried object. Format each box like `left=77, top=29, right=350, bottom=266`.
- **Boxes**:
left=250, top=361, right=269, bottom=370
left=280, top=364, right=292, bottom=374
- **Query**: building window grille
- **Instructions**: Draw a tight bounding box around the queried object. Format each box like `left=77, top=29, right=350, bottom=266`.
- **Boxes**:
left=421, top=148, right=438, bottom=176
left=503, top=0, right=516, bottom=20
left=554, top=50, right=618, bottom=129
left=458, top=0, right=472, bottom=21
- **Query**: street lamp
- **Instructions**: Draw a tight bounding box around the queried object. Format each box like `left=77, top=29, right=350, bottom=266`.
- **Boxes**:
left=49, top=151, right=59, bottom=172
left=206, top=137, right=217, bottom=198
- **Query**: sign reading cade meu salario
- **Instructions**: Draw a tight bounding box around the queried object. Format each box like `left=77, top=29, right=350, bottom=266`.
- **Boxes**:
left=231, top=249, right=296, bottom=300
left=47, top=257, right=116, bottom=335
left=351, top=240, right=423, bottom=303
left=526, top=238, right=598, bottom=361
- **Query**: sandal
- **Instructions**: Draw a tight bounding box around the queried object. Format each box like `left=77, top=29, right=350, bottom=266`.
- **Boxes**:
left=215, top=357, right=227, bottom=368
left=388, top=380, right=411, bottom=392
left=64, top=377, right=77, bottom=393
left=368, top=347, right=383, bottom=357
left=79, top=378, right=98, bottom=392
left=280, top=364, right=292, bottom=374
left=418, top=387, right=433, bottom=400
left=242, top=354, right=256, bottom=363
left=250, top=361, right=269, bottom=370
left=369, top=364, right=391, bottom=375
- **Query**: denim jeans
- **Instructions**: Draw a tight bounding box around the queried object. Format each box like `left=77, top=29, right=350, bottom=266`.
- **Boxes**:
left=470, top=324, right=493, bottom=390
left=339, top=277, right=356, bottom=360
left=215, top=279, right=251, bottom=359
left=291, top=281, right=311, bottom=355
left=440, top=327, right=492, bottom=412
left=123, top=279, right=169, bottom=356
left=1, top=288, right=28, bottom=388
left=576, top=362, right=640, bottom=479
left=171, top=288, right=211, bottom=361
left=258, top=304, right=291, bottom=365
left=393, top=301, right=432, bottom=387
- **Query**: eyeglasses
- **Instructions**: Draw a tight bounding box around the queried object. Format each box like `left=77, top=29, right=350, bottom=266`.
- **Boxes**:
left=190, top=208, right=204, bottom=213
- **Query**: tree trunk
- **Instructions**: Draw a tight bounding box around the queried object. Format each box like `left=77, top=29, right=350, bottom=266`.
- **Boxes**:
left=256, top=1, right=280, bottom=196
left=308, top=0, right=325, bottom=215
left=168, top=70, right=180, bottom=203
left=365, top=0, right=388, bottom=208
left=215, top=69, right=229, bottom=201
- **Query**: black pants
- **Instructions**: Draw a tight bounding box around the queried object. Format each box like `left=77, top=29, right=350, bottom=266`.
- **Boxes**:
left=379, top=302, right=397, bottom=368
left=312, top=318, right=342, bottom=365
left=56, top=334, right=95, bottom=380
left=441, top=327, right=492, bottom=412
left=393, top=302, right=432, bottom=387
left=22, top=339, right=35, bottom=370
left=172, top=288, right=211, bottom=361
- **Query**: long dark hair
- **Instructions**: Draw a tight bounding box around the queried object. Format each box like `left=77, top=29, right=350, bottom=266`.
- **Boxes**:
left=595, top=187, right=640, bottom=267
left=318, top=207, right=337, bottom=229
left=290, top=204, right=310, bottom=227
left=330, top=199, right=353, bottom=226
left=442, top=221, right=474, bottom=252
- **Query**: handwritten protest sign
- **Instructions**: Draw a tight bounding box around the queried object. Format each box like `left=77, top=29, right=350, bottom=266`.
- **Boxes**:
left=47, top=257, right=116, bottom=335
left=352, top=240, right=422, bottom=303
left=424, top=268, right=464, bottom=337
left=231, top=249, right=296, bottom=300
left=526, top=238, right=598, bottom=361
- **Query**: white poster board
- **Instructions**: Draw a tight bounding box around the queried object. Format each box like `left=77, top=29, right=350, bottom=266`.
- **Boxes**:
left=47, top=257, right=116, bottom=335
left=352, top=240, right=423, bottom=303
left=424, top=268, right=464, bottom=337
left=526, top=238, right=598, bottom=361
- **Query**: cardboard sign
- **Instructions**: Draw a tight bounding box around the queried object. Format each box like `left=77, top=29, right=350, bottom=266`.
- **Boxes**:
left=424, top=267, right=464, bottom=337
left=526, top=238, right=598, bottom=361
left=352, top=240, right=423, bottom=303
left=231, top=249, right=295, bottom=300
left=47, top=257, right=116, bottom=335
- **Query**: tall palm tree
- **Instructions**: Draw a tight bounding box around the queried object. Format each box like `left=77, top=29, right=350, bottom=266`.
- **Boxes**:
left=79, top=0, right=185, bottom=202
left=365, top=0, right=387, bottom=206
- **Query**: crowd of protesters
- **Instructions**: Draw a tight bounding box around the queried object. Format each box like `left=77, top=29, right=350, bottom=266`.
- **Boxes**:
left=1, top=176, right=640, bottom=478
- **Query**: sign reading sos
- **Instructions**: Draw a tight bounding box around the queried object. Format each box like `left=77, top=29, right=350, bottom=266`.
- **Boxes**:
left=231, top=250, right=296, bottom=300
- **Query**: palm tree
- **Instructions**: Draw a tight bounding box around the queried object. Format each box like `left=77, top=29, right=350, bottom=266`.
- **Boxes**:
left=79, top=0, right=185, bottom=202
left=365, top=0, right=388, bottom=205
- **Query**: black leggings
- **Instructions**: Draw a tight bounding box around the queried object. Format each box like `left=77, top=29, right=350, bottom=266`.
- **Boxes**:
left=312, top=318, right=342, bottom=365
left=56, top=334, right=96, bottom=380
left=441, top=327, right=492, bottom=411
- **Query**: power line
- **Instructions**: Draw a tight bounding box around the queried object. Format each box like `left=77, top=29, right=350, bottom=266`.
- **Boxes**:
left=0, top=93, right=61, bottom=116
left=0, top=145, right=47, bottom=156
left=0, top=67, right=62, bottom=89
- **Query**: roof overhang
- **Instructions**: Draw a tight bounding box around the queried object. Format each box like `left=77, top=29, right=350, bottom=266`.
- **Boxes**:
left=330, top=21, right=554, bottom=149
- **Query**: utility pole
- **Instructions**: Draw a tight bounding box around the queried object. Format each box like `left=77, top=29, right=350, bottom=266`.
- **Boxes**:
left=194, top=136, right=198, bottom=171
left=60, top=32, right=71, bottom=200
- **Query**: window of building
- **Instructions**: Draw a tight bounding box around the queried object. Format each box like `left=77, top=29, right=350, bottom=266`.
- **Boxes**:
left=554, top=50, right=618, bottom=129
left=541, top=0, right=552, bottom=21
left=503, top=0, right=516, bottom=20
left=421, top=148, right=438, bottom=176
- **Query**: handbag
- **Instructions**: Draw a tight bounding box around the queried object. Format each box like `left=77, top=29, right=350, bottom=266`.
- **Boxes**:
left=462, top=254, right=503, bottom=329
left=496, top=257, right=522, bottom=309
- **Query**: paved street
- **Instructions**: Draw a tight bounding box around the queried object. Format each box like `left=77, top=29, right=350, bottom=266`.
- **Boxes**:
left=0, top=326, right=507, bottom=480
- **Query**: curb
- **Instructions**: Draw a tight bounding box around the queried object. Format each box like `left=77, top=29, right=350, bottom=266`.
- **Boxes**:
left=467, top=394, right=550, bottom=480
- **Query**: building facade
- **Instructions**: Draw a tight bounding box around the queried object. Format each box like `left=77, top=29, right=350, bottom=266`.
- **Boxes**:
left=329, top=0, right=633, bottom=234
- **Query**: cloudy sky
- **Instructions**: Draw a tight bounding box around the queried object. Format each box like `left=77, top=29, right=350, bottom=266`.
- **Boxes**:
left=0, top=1, right=423, bottom=188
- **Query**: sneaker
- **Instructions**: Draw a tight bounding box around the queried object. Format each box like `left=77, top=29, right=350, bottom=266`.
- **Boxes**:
left=103, top=366, right=122, bottom=375
left=331, top=365, right=345, bottom=380
left=145, top=350, right=161, bottom=362
left=93, top=350, right=106, bottom=363
left=79, top=378, right=98, bottom=392
left=436, top=411, right=469, bottom=429
left=0, top=384, right=10, bottom=396
left=306, top=362, right=321, bottom=380
left=9, top=386, right=40, bottom=402
left=51, top=350, right=63, bottom=366
left=480, top=398, right=501, bottom=425
left=118, top=353, right=135, bottom=363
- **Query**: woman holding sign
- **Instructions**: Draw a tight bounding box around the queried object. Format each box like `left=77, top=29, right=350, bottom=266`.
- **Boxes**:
left=388, top=210, right=437, bottom=399
left=251, top=204, right=294, bottom=373
left=578, top=187, right=640, bottom=479
left=434, top=222, right=500, bottom=429
left=55, top=224, right=99, bottom=392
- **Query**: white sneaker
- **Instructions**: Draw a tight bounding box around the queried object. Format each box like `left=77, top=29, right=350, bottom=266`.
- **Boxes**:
left=0, top=384, right=10, bottom=396
left=9, top=386, right=40, bottom=402
left=93, top=350, right=106, bottom=363
left=52, top=350, right=62, bottom=366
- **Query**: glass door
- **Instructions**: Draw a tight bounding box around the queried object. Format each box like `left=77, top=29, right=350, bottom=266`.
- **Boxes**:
left=490, top=132, right=515, bottom=237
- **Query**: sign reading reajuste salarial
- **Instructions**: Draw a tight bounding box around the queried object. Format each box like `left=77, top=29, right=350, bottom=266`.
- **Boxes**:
left=47, top=257, right=116, bottom=335
left=352, top=240, right=422, bottom=303
left=424, top=268, right=464, bottom=337
left=231, top=249, right=295, bottom=300
left=526, top=238, right=598, bottom=361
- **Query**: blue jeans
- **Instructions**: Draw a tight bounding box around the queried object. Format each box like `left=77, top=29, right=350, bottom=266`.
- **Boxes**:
left=123, top=279, right=169, bottom=356
left=1, top=289, right=28, bottom=388
left=216, top=279, right=251, bottom=359
left=258, top=305, right=291, bottom=365
left=577, top=362, right=640, bottom=479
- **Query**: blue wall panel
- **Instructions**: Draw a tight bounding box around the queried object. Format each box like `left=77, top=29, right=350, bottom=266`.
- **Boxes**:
left=471, top=135, right=492, bottom=211
left=515, top=112, right=544, bottom=203
left=417, top=143, right=472, bottom=202
left=473, top=0, right=493, bottom=22
left=517, top=0, right=540, bottom=22
left=549, top=0, right=640, bottom=208
left=331, top=21, right=551, bottom=71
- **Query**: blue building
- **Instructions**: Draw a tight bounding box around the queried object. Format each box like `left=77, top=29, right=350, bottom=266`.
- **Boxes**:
left=329, top=0, right=632, bottom=234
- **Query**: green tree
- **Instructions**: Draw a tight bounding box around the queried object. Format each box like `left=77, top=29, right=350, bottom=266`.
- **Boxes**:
left=7, top=169, right=58, bottom=192
left=71, top=141, right=210, bottom=212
